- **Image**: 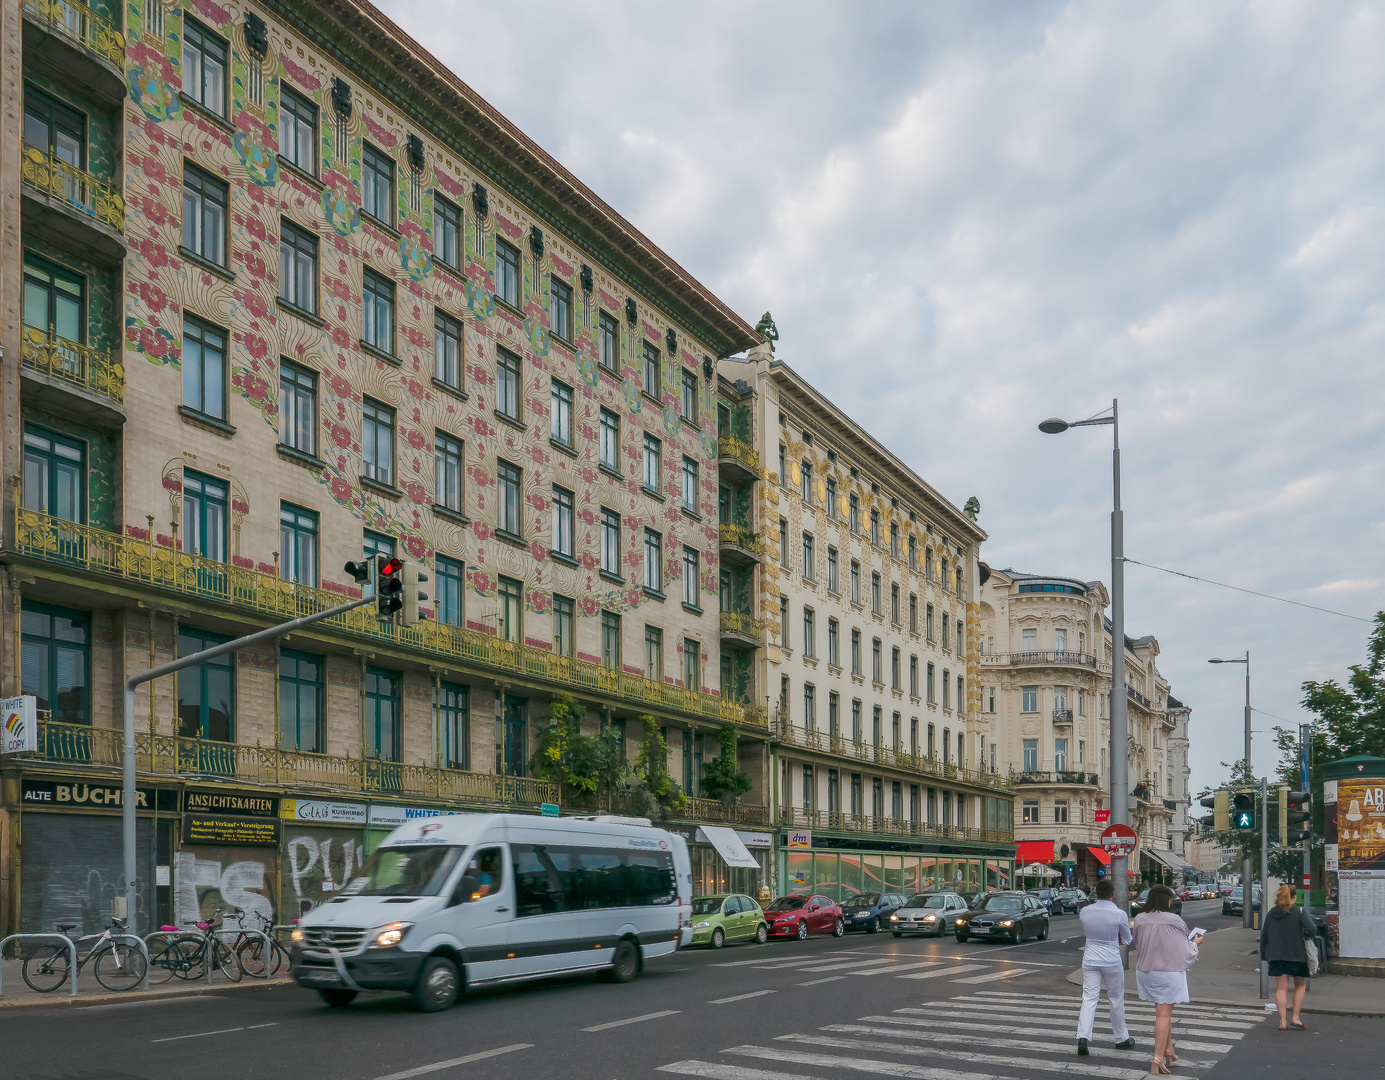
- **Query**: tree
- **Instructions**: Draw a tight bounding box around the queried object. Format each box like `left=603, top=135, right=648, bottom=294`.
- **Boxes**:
left=626, top=716, right=686, bottom=819
left=1300, top=612, right=1385, bottom=760
left=530, top=694, right=627, bottom=807
left=700, top=725, right=752, bottom=802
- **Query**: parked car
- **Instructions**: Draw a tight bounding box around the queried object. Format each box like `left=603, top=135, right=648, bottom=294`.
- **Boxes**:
left=690, top=894, right=769, bottom=948
left=841, top=891, right=909, bottom=933
left=890, top=891, right=968, bottom=937
left=1174, top=885, right=1190, bottom=900
left=1026, top=888, right=1060, bottom=914
left=956, top=891, right=1049, bottom=943
left=1053, top=888, right=1089, bottom=914
left=763, top=894, right=845, bottom=939
left=1223, top=886, right=1262, bottom=917
left=1220, top=882, right=1235, bottom=897
left=1130, top=888, right=1183, bottom=917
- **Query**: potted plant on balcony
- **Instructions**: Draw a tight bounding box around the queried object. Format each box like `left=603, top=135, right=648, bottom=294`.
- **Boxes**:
left=699, top=725, right=752, bottom=808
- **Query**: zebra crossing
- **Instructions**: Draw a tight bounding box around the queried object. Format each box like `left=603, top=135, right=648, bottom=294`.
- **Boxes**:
left=712, top=951, right=1044, bottom=987
left=656, top=990, right=1267, bottom=1080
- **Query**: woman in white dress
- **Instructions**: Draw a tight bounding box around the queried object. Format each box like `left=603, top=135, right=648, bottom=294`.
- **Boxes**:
left=1132, top=884, right=1202, bottom=1074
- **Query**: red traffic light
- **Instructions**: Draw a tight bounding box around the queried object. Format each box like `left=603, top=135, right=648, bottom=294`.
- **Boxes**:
left=377, top=556, right=404, bottom=576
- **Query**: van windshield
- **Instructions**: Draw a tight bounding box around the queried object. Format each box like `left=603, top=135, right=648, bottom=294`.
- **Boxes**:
left=342, top=845, right=463, bottom=897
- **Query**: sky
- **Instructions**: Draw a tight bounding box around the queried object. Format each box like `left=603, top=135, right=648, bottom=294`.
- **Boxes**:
left=379, top=0, right=1385, bottom=797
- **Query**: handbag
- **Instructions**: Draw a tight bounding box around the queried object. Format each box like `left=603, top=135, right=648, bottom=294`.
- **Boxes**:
left=1305, top=936, right=1320, bottom=975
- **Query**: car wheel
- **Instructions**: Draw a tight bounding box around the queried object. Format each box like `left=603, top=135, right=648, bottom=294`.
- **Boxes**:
left=868, top=916, right=880, bottom=933
left=755, top=923, right=769, bottom=944
left=319, top=988, right=357, bottom=1008
left=710, top=928, right=725, bottom=950
left=1038, top=921, right=1049, bottom=941
left=412, top=957, right=460, bottom=1012
left=833, top=918, right=845, bottom=938
left=955, top=933, right=968, bottom=943
left=796, top=920, right=808, bottom=941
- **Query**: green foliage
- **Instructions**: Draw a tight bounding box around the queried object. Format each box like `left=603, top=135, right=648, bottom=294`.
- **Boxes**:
left=700, top=725, right=752, bottom=802
left=1299, top=612, right=1385, bottom=760
left=629, top=716, right=686, bottom=819
left=529, top=694, right=628, bottom=807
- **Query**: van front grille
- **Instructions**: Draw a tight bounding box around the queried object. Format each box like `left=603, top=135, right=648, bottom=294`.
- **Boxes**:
left=302, top=926, right=366, bottom=950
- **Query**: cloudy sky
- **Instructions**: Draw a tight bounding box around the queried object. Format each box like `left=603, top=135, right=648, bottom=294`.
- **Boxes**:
left=381, top=0, right=1385, bottom=795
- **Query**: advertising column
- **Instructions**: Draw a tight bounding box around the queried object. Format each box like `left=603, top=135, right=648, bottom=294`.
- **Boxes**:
left=179, top=791, right=280, bottom=926
left=278, top=799, right=367, bottom=919
left=1325, top=768, right=1385, bottom=959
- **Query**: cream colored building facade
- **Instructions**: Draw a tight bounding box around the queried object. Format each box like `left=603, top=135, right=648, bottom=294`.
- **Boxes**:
left=977, top=569, right=1184, bottom=884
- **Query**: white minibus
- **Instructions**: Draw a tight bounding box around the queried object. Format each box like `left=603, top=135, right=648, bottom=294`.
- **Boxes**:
left=290, top=813, right=692, bottom=1010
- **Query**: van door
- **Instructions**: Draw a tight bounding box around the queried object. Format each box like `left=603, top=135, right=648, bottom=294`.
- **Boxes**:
left=450, top=845, right=516, bottom=985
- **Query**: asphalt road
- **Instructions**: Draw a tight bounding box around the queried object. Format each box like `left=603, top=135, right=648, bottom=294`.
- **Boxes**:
left=0, top=899, right=1368, bottom=1080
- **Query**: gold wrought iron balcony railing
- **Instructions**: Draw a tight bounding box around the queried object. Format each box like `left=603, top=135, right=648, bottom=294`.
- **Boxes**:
left=33, top=718, right=557, bottom=805
left=21, top=144, right=125, bottom=232
left=773, top=712, right=1013, bottom=793
left=720, top=611, right=763, bottom=643
left=21, top=328, right=124, bottom=405
left=778, top=806, right=1013, bottom=844
left=718, top=523, right=759, bottom=550
left=14, top=512, right=770, bottom=732
left=717, top=436, right=760, bottom=474
left=596, top=790, right=772, bottom=828
left=22, top=0, right=126, bottom=68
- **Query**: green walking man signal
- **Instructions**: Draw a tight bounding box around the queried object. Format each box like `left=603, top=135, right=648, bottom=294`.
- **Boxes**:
left=1232, top=791, right=1256, bottom=830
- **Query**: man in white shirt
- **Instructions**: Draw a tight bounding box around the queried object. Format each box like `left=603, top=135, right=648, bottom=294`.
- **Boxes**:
left=1076, top=877, right=1135, bottom=1055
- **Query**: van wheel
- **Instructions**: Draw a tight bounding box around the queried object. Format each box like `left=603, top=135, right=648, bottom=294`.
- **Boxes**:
left=318, top=989, right=357, bottom=1008
left=412, top=957, right=460, bottom=1012
left=710, top=928, right=725, bottom=950
left=755, top=923, right=769, bottom=944
left=609, top=939, right=640, bottom=983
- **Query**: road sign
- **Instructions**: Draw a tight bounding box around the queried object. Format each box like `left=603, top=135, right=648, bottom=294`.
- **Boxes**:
left=541, top=802, right=560, bottom=817
left=1095, top=809, right=1110, bottom=823
left=1100, top=823, right=1138, bottom=858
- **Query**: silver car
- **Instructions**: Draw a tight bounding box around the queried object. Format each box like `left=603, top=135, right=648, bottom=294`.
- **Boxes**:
left=890, top=891, right=968, bottom=937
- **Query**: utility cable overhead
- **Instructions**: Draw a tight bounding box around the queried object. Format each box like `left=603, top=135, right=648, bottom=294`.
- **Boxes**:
left=1121, top=557, right=1374, bottom=623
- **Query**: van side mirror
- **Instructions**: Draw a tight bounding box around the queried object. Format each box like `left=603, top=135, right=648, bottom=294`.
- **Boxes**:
left=448, top=876, right=481, bottom=907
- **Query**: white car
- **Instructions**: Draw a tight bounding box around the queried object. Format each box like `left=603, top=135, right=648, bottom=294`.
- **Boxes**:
left=891, top=891, right=968, bottom=937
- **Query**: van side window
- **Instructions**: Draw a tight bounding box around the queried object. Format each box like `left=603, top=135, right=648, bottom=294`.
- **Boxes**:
left=511, top=843, right=676, bottom=918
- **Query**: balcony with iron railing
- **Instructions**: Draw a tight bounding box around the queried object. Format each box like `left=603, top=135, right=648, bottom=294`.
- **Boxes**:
left=21, top=0, right=126, bottom=103
left=20, top=143, right=125, bottom=263
left=979, top=650, right=1109, bottom=672
left=718, top=522, right=761, bottom=565
left=1051, top=708, right=1073, bottom=725
left=778, top=806, right=1012, bottom=845
left=773, top=712, right=1012, bottom=793
left=20, top=327, right=125, bottom=425
left=1012, top=770, right=1102, bottom=787
left=596, top=790, right=772, bottom=828
left=14, top=511, right=771, bottom=733
left=31, top=717, right=558, bottom=806
left=720, top=610, right=763, bottom=647
left=717, top=436, right=760, bottom=482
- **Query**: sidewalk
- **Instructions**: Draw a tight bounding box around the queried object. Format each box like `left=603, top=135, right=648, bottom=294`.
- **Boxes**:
left=0, top=957, right=293, bottom=1010
left=1063, top=927, right=1385, bottom=1017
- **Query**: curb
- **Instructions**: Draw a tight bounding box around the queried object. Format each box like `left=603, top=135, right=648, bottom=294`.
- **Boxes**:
left=0, top=976, right=296, bottom=1011
left=1063, top=967, right=1385, bottom=1018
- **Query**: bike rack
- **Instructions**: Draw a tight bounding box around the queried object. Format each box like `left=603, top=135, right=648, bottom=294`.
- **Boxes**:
left=144, top=929, right=213, bottom=985
left=213, top=928, right=274, bottom=980
left=0, top=933, right=78, bottom=998
left=109, top=933, right=152, bottom=992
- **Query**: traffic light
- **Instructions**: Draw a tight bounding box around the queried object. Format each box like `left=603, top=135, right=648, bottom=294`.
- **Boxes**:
left=402, top=563, right=430, bottom=627
left=376, top=556, right=404, bottom=616
left=1200, top=790, right=1229, bottom=832
left=1282, top=788, right=1311, bottom=846
left=344, top=559, right=373, bottom=587
left=1232, top=790, right=1256, bottom=830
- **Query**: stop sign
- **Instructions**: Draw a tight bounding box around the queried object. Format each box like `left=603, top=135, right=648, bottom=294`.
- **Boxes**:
left=1100, top=823, right=1138, bottom=857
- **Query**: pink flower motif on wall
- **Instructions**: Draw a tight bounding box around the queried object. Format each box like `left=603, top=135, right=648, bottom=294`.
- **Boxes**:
left=402, top=481, right=428, bottom=505
left=189, top=0, right=232, bottom=25
left=494, top=213, right=523, bottom=240
left=327, top=421, right=353, bottom=448
left=331, top=326, right=351, bottom=349
left=328, top=372, right=354, bottom=400
left=362, top=114, right=397, bottom=148
left=329, top=476, right=354, bottom=503
left=161, top=475, right=182, bottom=493
left=403, top=427, right=429, bottom=451
left=403, top=534, right=427, bottom=559
left=472, top=522, right=493, bottom=543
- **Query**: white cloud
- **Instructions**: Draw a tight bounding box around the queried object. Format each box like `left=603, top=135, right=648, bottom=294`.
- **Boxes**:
left=381, top=0, right=1385, bottom=793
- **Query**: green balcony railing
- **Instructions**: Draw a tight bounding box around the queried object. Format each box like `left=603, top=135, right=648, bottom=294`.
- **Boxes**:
left=778, top=806, right=1012, bottom=845
left=718, top=523, right=759, bottom=551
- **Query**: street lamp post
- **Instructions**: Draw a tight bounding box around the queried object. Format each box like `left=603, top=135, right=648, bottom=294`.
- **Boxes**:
left=1209, top=653, right=1252, bottom=929
left=1039, top=400, right=1129, bottom=915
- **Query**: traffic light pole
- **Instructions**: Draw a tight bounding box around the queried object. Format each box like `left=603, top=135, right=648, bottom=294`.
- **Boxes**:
left=1107, top=401, right=1131, bottom=922
left=1243, top=653, right=1253, bottom=930
left=1300, top=724, right=1312, bottom=906
left=120, top=592, right=376, bottom=931
left=1260, top=774, right=1269, bottom=999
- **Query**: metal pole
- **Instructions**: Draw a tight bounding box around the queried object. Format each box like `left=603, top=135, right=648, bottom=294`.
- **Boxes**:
left=1243, top=652, right=1252, bottom=930
left=1109, top=398, right=1130, bottom=918
left=1260, top=773, right=1269, bottom=999
left=122, top=594, right=376, bottom=927
left=1300, top=723, right=1311, bottom=904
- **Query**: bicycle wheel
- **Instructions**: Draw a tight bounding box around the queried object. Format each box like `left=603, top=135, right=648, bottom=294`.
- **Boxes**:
left=94, top=942, right=148, bottom=992
left=146, top=940, right=189, bottom=985
left=21, top=943, right=71, bottom=993
left=214, top=939, right=243, bottom=982
left=236, top=937, right=271, bottom=978
left=172, top=938, right=206, bottom=981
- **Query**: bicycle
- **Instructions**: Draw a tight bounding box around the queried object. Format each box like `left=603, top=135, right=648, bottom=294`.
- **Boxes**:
left=22, top=917, right=148, bottom=993
left=146, top=908, right=242, bottom=985
left=231, top=911, right=292, bottom=978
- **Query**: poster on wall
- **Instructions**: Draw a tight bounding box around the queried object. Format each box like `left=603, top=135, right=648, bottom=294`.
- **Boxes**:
left=175, top=844, right=277, bottom=928
left=280, top=824, right=366, bottom=919
left=1331, top=778, right=1385, bottom=869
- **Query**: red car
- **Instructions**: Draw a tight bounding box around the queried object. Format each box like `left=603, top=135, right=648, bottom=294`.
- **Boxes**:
left=1175, top=886, right=1190, bottom=900
left=763, top=894, right=845, bottom=940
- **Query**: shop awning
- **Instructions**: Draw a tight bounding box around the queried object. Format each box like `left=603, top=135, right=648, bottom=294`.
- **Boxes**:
left=1016, top=840, right=1055, bottom=864
left=700, top=825, right=761, bottom=869
left=1087, top=845, right=1112, bottom=866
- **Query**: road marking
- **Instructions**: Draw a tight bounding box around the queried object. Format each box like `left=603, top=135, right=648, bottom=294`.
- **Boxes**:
left=967, top=997, right=1263, bottom=1023
left=582, top=1010, right=681, bottom=1032
left=968, top=991, right=1265, bottom=1018
left=820, top=1024, right=1219, bottom=1070
left=370, top=1044, right=533, bottom=1080
left=896, top=964, right=985, bottom=979
left=890, top=1008, right=1247, bottom=1040
left=714, top=952, right=871, bottom=968
left=965, top=957, right=1069, bottom=967
left=845, top=960, right=946, bottom=977
left=797, top=976, right=847, bottom=986
left=776, top=1033, right=1154, bottom=1079
left=793, top=957, right=916, bottom=973
left=935, top=999, right=1255, bottom=1029
left=710, top=989, right=777, bottom=1004
left=855, top=1015, right=1234, bottom=1054
left=658, top=1062, right=817, bottom=1080
left=152, top=1027, right=245, bottom=1043
left=247, top=1023, right=278, bottom=1030
left=950, top=967, right=1035, bottom=984
left=728, top=1043, right=1153, bottom=1080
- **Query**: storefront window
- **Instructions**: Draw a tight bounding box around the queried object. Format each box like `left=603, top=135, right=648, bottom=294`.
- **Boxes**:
left=786, top=850, right=812, bottom=894
left=813, top=852, right=840, bottom=901
left=919, top=855, right=938, bottom=890
left=883, top=855, right=905, bottom=891
left=901, top=857, right=922, bottom=894
left=967, top=858, right=982, bottom=889
left=838, top=853, right=863, bottom=898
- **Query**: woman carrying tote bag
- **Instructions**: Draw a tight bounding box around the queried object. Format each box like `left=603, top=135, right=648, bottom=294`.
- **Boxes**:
left=1132, top=885, right=1202, bottom=1074
left=1260, top=883, right=1317, bottom=1030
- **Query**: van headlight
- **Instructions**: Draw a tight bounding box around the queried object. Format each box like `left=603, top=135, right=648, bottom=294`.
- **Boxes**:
left=694, top=920, right=711, bottom=929
left=372, top=922, right=412, bottom=948
left=291, top=928, right=304, bottom=943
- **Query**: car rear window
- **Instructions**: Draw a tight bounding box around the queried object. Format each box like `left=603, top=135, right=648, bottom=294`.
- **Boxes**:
left=846, top=893, right=880, bottom=906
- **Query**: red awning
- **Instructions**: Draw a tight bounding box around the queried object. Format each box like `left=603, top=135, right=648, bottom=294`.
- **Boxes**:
left=1016, top=840, right=1055, bottom=864
left=1087, top=845, right=1111, bottom=866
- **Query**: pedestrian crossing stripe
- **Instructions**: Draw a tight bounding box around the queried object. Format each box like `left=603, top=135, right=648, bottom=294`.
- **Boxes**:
left=918, top=1000, right=1255, bottom=1030
left=969, top=990, right=1266, bottom=1018
left=728, top=1043, right=1156, bottom=1080
left=857, top=1014, right=1239, bottom=1052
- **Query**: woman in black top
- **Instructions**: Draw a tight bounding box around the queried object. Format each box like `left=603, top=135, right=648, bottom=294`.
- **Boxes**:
left=1259, top=883, right=1316, bottom=1030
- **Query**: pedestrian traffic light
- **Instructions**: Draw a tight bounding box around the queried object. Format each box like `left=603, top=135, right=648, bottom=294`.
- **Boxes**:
left=1282, top=788, right=1311, bottom=846
left=376, top=556, right=404, bottom=616
left=1200, top=790, right=1229, bottom=832
left=1232, top=790, right=1256, bottom=830
left=402, top=563, right=430, bottom=627
left=344, top=559, right=373, bottom=586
